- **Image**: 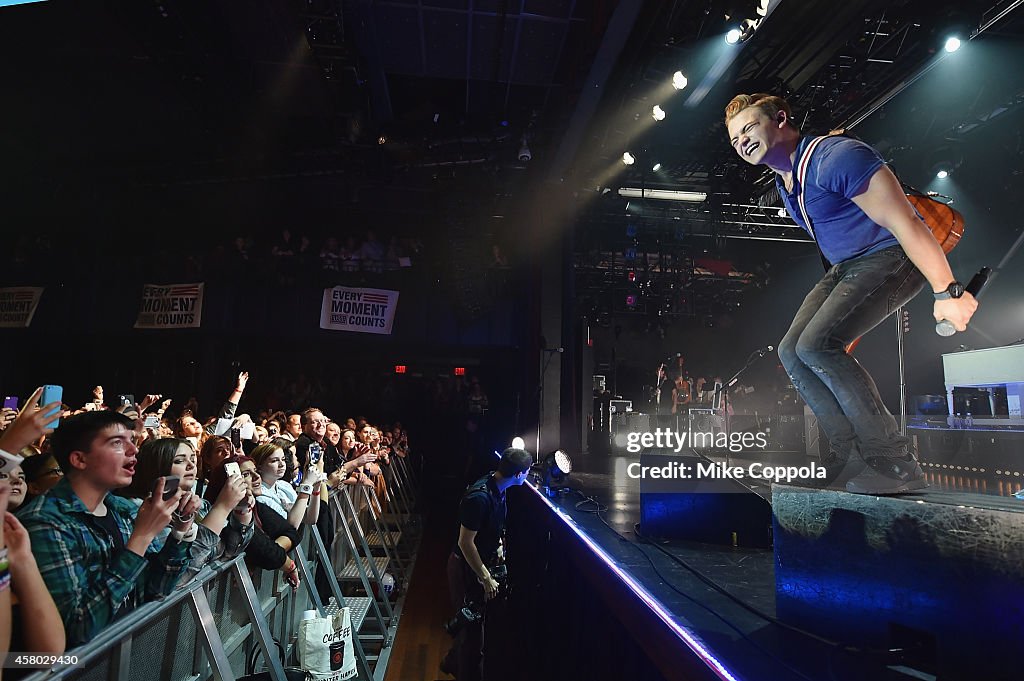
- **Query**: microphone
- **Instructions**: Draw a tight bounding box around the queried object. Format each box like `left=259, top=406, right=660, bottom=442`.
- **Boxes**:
left=935, top=268, right=990, bottom=337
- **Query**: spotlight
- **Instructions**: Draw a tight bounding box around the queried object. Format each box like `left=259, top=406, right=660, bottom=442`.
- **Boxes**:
left=539, top=450, right=573, bottom=493
left=622, top=151, right=636, bottom=165
left=725, top=28, right=742, bottom=44
left=944, top=36, right=962, bottom=53
left=671, top=71, right=688, bottom=90
left=626, top=294, right=638, bottom=308
left=936, top=169, right=949, bottom=179
left=511, top=437, right=526, bottom=450
left=652, top=162, right=662, bottom=171
left=652, top=105, right=666, bottom=121
left=377, top=135, right=387, bottom=145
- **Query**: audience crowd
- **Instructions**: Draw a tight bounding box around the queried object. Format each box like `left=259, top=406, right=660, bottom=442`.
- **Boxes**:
left=0, top=372, right=416, bottom=675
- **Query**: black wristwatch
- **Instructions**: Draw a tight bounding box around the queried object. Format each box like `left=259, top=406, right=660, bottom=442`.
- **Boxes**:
left=933, top=281, right=965, bottom=300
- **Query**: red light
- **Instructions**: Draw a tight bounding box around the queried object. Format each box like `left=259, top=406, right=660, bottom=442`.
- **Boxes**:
left=627, top=271, right=636, bottom=282
left=394, top=365, right=407, bottom=374
left=454, top=367, right=466, bottom=376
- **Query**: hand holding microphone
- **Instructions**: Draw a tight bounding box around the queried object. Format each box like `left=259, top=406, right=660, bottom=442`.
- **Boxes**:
left=935, top=268, right=988, bottom=337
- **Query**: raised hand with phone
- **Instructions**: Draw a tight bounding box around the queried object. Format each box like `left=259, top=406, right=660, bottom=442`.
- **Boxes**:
left=0, top=386, right=63, bottom=455
left=127, top=476, right=187, bottom=557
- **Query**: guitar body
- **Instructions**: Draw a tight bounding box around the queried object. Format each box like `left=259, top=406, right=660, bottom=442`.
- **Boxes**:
left=845, top=193, right=965, bottom=354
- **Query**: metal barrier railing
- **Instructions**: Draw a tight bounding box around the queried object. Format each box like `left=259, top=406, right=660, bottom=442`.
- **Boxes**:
left=17, top=470, right=423, bottom=681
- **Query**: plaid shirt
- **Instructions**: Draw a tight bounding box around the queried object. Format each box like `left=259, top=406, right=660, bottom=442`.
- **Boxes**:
left=18, top=478, right=191, bottom=647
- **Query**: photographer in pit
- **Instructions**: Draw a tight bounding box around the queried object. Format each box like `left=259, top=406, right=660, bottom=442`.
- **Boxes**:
left=442, top=447, right=532, bottom=680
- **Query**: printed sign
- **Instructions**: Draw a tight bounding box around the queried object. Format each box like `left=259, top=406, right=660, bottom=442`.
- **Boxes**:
left=320, top=286, right=399, bottom=335
left=134, top=283, right=204, bottom=329
left=0, top=287, right=44, bottom=328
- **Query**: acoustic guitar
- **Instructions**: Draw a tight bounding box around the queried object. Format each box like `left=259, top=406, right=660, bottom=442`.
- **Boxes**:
left=845, top=192, right=964, bottom=353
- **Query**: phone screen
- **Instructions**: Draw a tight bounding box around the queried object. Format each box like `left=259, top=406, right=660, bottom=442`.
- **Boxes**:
left=160, top=475, right=181, bottom=501
left=144, top=414, right=160, bottom=429
left=3, top=396, right=18, bottom=410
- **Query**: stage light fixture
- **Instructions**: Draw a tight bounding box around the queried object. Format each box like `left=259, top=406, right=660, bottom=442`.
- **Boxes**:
left=652, top=105, right=666, bottom=121
left=622, top=151, right=636, bottom=165
left=725, top=28, right=742, bottom=44
left=652, top=162, right=662, bottom=171
left=618, top=187, right=708, bottom=202
left=626, top=294, right=638, bottom=308
left=672, top=71, right=688, bottom=90
left=511, top=437, right=526, bottom=450
left=944, top=36, right=962, bottom=53
left=538, top=450, right=573, bottom=494
left=936, top=169, right=949, bottom=179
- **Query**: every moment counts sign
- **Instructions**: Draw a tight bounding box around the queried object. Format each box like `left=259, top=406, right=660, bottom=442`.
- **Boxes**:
left=134, top=283, right=205, bottom=329
left=320, top=286, right=399, bottom=335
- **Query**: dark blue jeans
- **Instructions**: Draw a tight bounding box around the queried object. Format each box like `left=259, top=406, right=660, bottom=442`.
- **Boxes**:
left=778, top=246, right=925, bottom=459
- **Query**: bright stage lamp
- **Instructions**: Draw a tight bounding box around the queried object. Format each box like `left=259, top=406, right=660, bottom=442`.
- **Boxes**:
left=672, top=71, right=688, bottom=90
left=944, top=36, right=962, bottom=53
left=652, top=162, right=662, bottom=171
left=652, top=105, right=666, bottom=121
left=511, top=437, right=526, bottom=450
left=725, top=28, right=742, bottom=44
left=936, top=170, right=949, bottom=179
left=622, top=151, right=636, bottom=165
left=539, top=450, right=573, bottom=493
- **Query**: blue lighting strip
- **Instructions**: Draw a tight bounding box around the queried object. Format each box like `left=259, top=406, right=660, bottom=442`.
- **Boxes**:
left=524, top=479, right=740, bottom=681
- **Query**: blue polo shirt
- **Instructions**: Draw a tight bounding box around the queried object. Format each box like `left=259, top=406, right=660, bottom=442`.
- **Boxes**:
left=778, top=135, right=898, bottom=265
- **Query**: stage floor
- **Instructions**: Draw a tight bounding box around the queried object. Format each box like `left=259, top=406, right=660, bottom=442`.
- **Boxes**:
left=549, top=447, right=1023, bottom=681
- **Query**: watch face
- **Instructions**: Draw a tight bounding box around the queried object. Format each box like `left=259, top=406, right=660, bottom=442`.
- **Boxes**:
left=949, top=281, right=965, bottom=298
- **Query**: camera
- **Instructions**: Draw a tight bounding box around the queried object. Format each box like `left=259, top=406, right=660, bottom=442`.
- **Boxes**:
left=444, top=605, right=483, bottom=637
left=308, top=442, right=323, bottom=465
left=443, top=564, right=507, bottom=637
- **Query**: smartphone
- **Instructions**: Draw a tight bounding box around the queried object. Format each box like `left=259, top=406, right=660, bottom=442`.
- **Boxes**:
left=308, top=442, right=323, bottom=465
left=159, top=475, right=181, bottom=501
left=3, top=396, right=18, bottom=410
left=40, top=385, right=64, bottom=429
left=224, top=461, right=241, bottom=478
left=118, top=394, right=135, bottom=408
left=230, top=427, right=242, bottom=450
left=144, top=414, right=160, bottom=429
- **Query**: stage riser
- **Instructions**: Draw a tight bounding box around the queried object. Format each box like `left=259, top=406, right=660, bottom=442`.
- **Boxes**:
left=639, top=454, right=773, bottom=548
left=773, top=486, right=1024, bottom=678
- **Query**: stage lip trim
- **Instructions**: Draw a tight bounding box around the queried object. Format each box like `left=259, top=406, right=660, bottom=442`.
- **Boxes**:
left=525, top=480, right=740, bottom=681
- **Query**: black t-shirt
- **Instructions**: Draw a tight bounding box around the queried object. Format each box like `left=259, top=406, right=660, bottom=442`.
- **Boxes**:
left=92, top=506, right=125, bottom=553
left=453, top=473, right=506, bottom=565
left=294, top=433, right=341, bottom=473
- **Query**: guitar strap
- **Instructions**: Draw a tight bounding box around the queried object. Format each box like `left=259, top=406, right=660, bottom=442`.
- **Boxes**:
left=793, top=135, right=832, bottom=270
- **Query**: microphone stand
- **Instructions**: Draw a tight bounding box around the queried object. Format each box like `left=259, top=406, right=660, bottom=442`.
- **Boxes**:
left=722, top=348, right=771, bottom=465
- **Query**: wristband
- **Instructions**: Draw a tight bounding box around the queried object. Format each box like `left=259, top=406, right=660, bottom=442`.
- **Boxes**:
left=298, top=483, right=314, bottom=496
left=0, top=569, right=10, bottom=593
left=0, top=547, right=8, bottom=572
left=172, top=511, right=195, bottom=525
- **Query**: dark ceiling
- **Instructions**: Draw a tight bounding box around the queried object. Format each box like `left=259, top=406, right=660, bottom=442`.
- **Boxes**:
left=2, top=0, right=1022, bottom=230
